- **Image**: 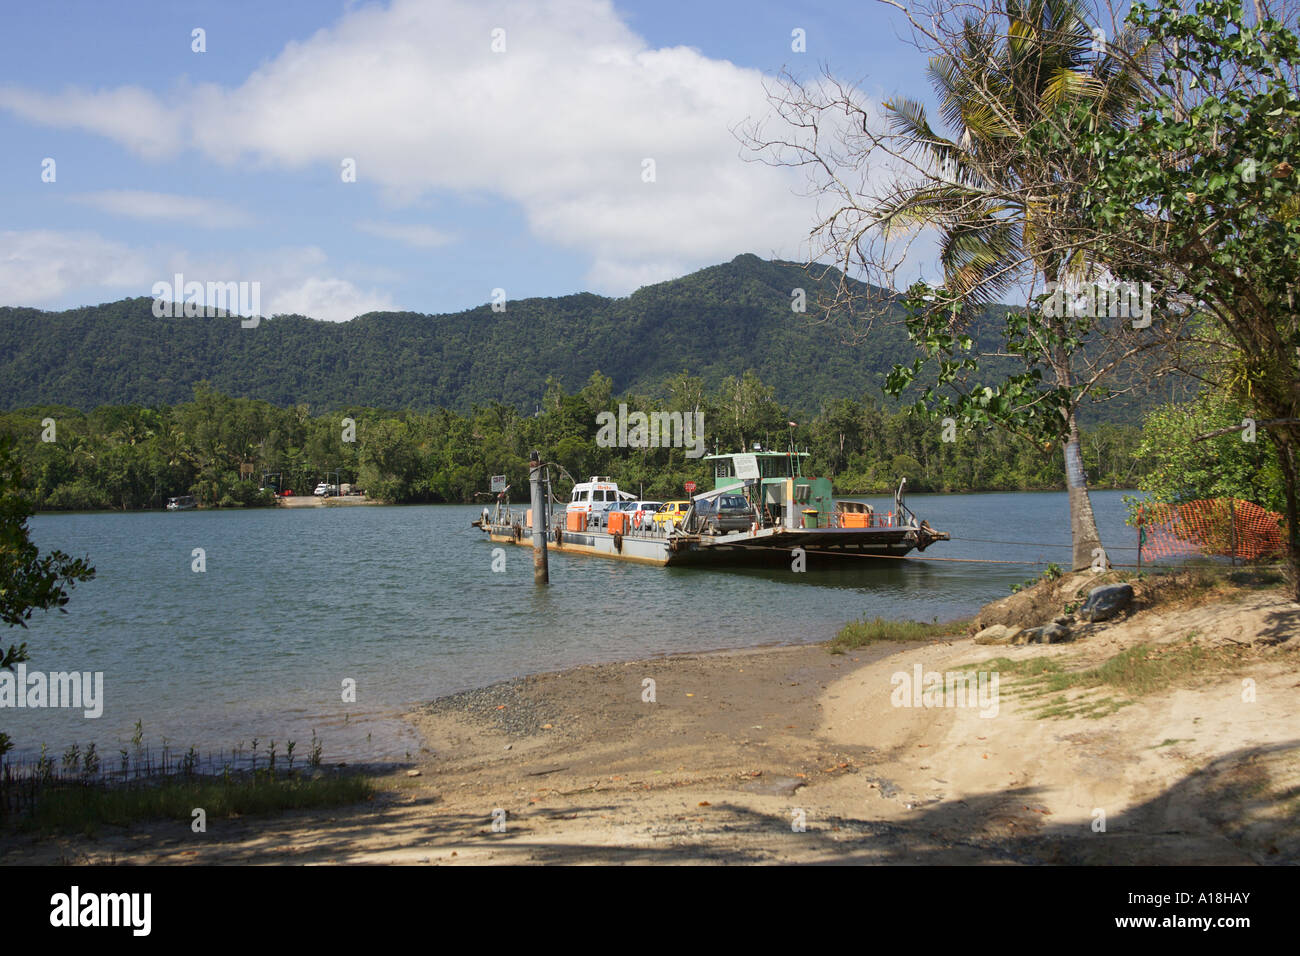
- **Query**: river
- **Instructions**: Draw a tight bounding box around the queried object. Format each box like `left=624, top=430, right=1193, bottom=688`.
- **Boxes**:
left=11, top=491, right=1138, bottom=767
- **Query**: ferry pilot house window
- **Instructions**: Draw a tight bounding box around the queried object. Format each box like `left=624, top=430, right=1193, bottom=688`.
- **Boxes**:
left=714, top=460, right=734, bottom=480
left=794, top=485, right=810, bottom=504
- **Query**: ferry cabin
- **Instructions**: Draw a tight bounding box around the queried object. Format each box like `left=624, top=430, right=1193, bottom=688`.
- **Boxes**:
left=705, top=449, right=837, bottom=529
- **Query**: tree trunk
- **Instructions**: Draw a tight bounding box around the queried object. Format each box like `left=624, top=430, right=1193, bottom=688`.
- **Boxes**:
left=1065, top=413, right=1105, bottom=571
left=1275, top=439, right=1300, bottom=603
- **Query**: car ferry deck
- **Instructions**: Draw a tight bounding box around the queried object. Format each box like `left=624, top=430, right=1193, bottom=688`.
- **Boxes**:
left=474, top=450, right=949, bottom=567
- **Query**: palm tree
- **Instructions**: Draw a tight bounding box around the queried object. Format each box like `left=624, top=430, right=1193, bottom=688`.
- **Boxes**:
left=874, top=0, right=1149, bottom=569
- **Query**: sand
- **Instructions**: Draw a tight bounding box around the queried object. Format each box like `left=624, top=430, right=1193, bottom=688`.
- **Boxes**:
left=3, top=587, right=1297, bottom=865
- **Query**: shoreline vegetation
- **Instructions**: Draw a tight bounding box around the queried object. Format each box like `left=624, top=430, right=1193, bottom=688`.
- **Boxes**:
left=30, top=486, right=1142, bottom=517
left=0, top=721, right=377, bottom=837
left=3, top=381, right=1146, bottom=514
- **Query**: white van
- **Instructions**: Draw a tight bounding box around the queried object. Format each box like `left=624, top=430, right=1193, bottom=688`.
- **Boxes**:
left=567, top=477, right=634, bottom=526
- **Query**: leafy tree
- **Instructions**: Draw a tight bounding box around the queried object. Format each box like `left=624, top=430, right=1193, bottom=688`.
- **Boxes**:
left=0, top=436, right=95, bottom=760
left=1134, top=390, right=1283, bottom=511
left=1078, top=0, right=1300, bottom=596
left=746, top=0, right=1154, bottom=568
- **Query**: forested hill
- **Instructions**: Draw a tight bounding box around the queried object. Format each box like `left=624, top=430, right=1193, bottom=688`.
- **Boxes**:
left=0, top=255, right=929, bottom=414
left=0, top=253, right=1158, bottom=420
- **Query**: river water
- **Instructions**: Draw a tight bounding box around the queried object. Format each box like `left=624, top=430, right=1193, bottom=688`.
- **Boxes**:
left=11, top=491, right=1138, bottom=766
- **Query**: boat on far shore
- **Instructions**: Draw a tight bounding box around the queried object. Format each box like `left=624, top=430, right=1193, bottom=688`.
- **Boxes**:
left=474, top=447, right=949, bottom=567
left=165, top=495, right=197, bottom=511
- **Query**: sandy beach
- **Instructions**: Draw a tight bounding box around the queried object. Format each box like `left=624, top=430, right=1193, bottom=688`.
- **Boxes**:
left=4, top=578, right=1297, bottom=865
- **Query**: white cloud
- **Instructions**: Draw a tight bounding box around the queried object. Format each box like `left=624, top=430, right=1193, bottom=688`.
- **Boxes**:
left=266, top=277, right=395, bottom=320
left=0, top=0, right=824, bottom=293
left=69, top=191, right=254, bottom=228
left=0, top=85, right=181, bottom=160
left=0, top=230, right=391, bottom=322
left=356, top=220, right=454, bottom=248
left=0, top=230, right=154, bottom=304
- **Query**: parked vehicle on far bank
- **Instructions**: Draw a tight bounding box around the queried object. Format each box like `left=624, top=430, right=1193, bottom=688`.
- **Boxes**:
left=313, top=482, right=338, bottom=497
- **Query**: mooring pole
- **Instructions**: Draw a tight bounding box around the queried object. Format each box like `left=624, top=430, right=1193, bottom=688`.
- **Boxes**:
left=529, top=450, right=549, bottom=586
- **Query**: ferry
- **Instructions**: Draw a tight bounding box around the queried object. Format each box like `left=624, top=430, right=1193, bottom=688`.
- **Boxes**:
left=165, top=495, right=197, bottom=511
left=474, top=448, right=948, bottom=567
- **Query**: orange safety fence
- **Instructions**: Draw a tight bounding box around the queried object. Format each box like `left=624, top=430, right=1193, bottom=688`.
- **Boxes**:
left=1137, top=498, right=1288, bottom=562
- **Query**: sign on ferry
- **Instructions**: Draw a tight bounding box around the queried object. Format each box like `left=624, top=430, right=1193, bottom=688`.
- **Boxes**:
left=490, top=475, right=507, bottom=492
left=733, top=454, right=760, bottom=480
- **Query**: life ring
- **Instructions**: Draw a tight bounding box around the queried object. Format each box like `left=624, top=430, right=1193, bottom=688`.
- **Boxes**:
left=634, top=509, right=645, bottom=529
left=613, top=531, right=624, bottom=552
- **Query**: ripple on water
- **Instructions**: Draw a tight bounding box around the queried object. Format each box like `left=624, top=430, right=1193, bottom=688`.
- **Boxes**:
left=16, top=494, right=1136, bottom=762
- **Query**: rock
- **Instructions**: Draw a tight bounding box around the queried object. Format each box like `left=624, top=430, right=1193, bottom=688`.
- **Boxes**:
left=1013, top=627, right=1039, bottom=645
left=1054, top=614, right=1074, bottom=625
left=406, top=769, right=422, bottom=777
left=974, top=625, right=1010, bottom=645
left=968, top=570, right=1098, bottom=633
left=1042, top=622, right=1072, bottom=644
left=974, top=624, right=1024, bottom=645
left=1079, top=584, right=1134, bottom=622
left=503, top=744, right=512, bottom=751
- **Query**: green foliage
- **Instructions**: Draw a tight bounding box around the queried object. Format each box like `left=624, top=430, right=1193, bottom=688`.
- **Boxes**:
left=831, top=616, right=969, bottom=650
left=1076, top=0, right=1300, bottom=592
left=0, top=256, right=1160, bottom=424
left=16, top=771, right=373, bottom=835
left=1131, top=390, right=1284, bottom=513
left=1011, top=562, right=1065, bottom=592
left=981, top=635, right=1245, bottom=718
left=875, top=0, right=1153, bottom=452
left=0, top=380, right=1146, bottom=510
left=0, top=435, right=96, bottom=627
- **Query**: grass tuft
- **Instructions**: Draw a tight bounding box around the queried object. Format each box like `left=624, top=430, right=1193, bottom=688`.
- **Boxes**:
left=976, top=636, right=1249, bottom=719
left=13, top=771, right=373, bottom=836
left=831, top=616, right=969, bottom=652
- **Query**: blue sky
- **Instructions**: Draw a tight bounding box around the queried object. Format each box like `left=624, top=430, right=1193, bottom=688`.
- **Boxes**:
left=1, top=0, right=937, bottom=320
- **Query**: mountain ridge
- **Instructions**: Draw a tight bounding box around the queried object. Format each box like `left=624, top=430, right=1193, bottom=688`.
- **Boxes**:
left=0, top=254, right=1156, bottom=422
left=0, top=255, right=919, bottom=415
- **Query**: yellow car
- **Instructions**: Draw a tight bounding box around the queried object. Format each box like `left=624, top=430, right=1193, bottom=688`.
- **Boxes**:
left=652, top=500, right=691, bottom=527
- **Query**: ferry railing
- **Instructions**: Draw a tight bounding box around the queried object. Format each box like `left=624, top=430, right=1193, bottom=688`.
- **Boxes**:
left=894, top=478, right=918, bottom=528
